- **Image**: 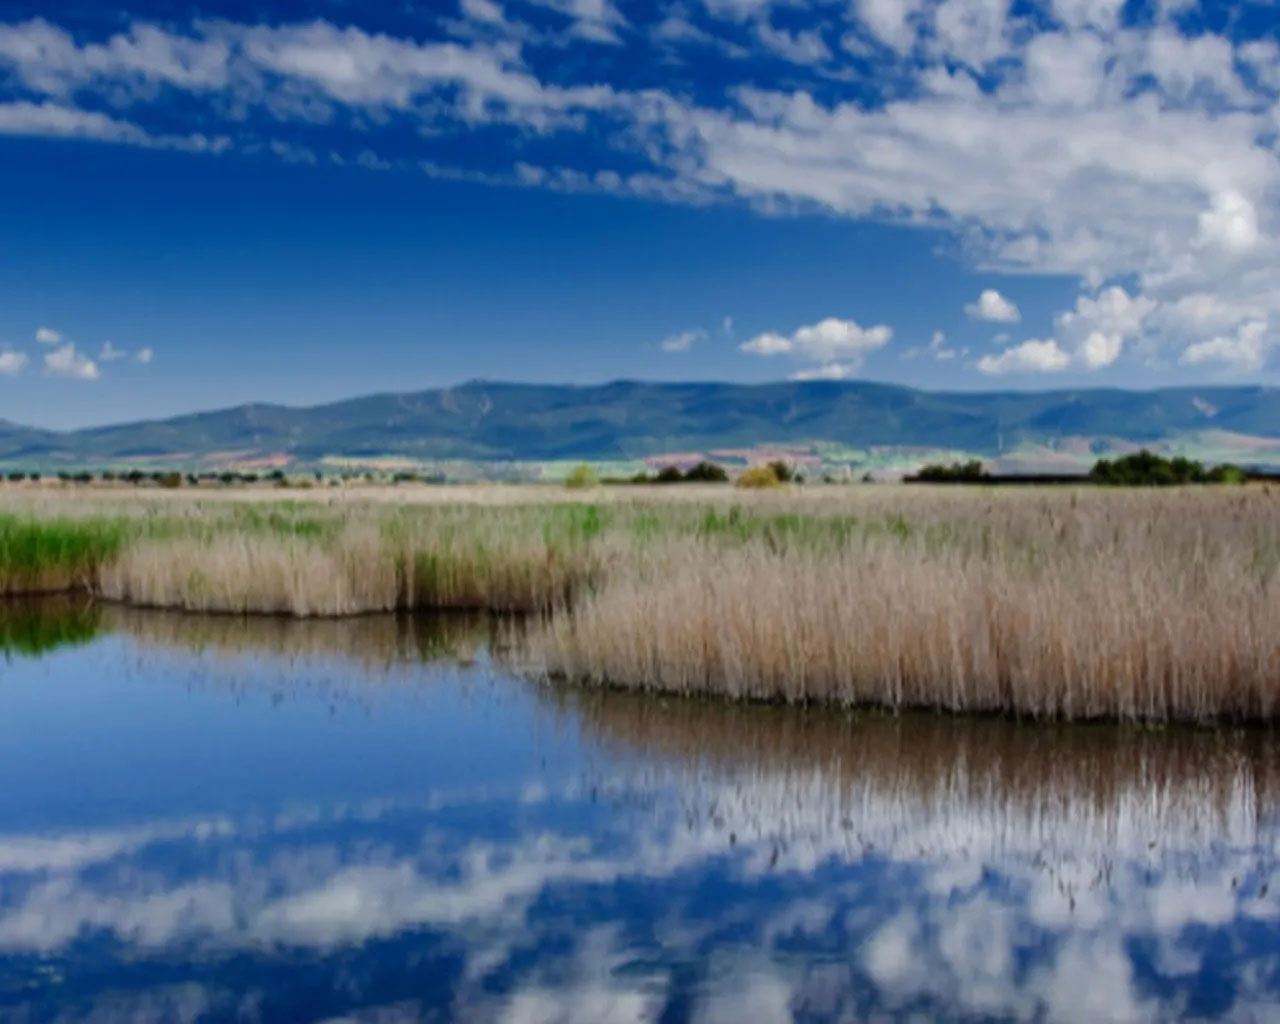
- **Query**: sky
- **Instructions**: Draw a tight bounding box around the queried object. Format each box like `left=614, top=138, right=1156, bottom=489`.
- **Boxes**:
left=0, top=0, right=1278, bottom=428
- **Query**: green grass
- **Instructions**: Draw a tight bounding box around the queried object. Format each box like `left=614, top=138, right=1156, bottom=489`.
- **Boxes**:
left=0, top=515, right=126, bottom=593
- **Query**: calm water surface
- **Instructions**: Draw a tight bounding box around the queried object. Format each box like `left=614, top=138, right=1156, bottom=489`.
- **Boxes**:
left=1, top=599, right=1279, bottom=1022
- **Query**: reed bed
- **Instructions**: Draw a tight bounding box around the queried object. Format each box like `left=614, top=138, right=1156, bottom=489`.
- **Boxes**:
left=2, top=485, right=1279, bottom=722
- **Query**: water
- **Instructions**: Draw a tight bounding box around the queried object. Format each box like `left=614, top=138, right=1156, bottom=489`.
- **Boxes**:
left=1, top=598, right=1279, bottom=1022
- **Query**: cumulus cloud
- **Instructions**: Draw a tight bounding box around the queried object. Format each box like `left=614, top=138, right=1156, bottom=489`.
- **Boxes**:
left=1053, top=286, right=1156, bottom=370
left=0, top=351, right=27, bottom=375
left=741, top=317, right=892, bottom=371
left=44, top=343, right=100, bottom=380
left=98, top=341, right=127, bottom=361
left=660, top=328, right=705, bottom=352
left=977, top=339, right=1071, bottom=375
left=1179, top=320, right=1270, bottom=374
left=965, top=289, right=1020, bottom=324
left=35, top=326, right=62, bottom=344
left=136, top=347, right=154, bottom=365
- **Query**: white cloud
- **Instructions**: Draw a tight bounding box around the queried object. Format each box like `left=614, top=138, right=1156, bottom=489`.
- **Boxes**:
left=525, top=0, right=629, bottom=44
left=0, top=100, right=224, bottom=153
left=0, top=351, right=27, bottom=375
left=1179, top=320, right=1270, bottom=374
left=741, top=317, right=892, bottom=363
left=136, top=347, right=154, bottom=365
left=756, top=23, right=830, bottom=65
left=2, top=11, right=1280, bottom=383
left=44, top=343, right=100, bottom=380
left=1054, top=286, right=1156, bottom=369
left=34, top=326, right=62, bottom=344
left=1196, top=190, right=1259, bottom=254
left=855, top=0, right=926, bottom=55
left=902, top=330, right=957, bottom=361
left=98, top=341, right=127, bottom=361
left=740, top=331, right=793, bottom=356
left=965, top=289, right=1020, bottom=323
left=1077, top=330, right=1123, bottom=369
left=660, top=328, right=704, bottom=352
left=977, top=338, right=1071, bottom=375
left=722, top=316, right=733, bottom=334
left=461, top=0, right=507, bottom=26
left=790, top=362, right=856, bottom=380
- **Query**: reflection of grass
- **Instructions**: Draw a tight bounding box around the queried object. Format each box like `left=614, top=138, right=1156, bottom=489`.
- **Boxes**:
left=0, top=597, right=103, bottom=657
left=0, top=515, right=125, bottom=594
left=103, top=605, right=492, bottom=668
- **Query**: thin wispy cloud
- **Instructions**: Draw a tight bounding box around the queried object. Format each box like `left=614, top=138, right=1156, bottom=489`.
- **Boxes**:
left=660, top=329, right=705, bottom=352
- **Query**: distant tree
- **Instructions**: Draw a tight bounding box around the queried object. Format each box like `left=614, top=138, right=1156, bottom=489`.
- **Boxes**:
left=682, top=461, right=729, bottom=483
left=916, top=460, right=989, bottom=482
left=654, top=465, right=685, bottom=484
left=1087, top=451, right=1242, bottom=486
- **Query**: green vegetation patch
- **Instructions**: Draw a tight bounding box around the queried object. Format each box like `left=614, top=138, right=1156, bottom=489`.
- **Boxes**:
left=1090, top=451, right=1247, bottom=486
left=0, top=515, right=126, bottom=593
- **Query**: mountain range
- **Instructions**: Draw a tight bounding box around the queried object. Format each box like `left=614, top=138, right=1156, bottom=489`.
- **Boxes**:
left=3, top=380, right=1279, bottom=471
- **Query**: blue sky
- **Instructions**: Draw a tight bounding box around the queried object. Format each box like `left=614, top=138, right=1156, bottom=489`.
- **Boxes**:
left=0, top=0, right=1277, bottom=428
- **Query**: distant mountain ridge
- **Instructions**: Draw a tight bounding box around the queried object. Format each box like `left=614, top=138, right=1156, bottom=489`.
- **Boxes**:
left=3, top=380, right=1279, bottom=467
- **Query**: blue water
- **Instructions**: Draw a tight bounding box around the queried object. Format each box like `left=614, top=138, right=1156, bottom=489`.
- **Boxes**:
left=1, top=604, right=1278, bottom=1022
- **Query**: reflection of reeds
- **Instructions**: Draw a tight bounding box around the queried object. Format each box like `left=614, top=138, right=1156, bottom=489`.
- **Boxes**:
left=100, top=606, right=497, bottom=668
left=559, top=686, right=1280, bottom=857
left=5, top=488, right=1280, bottom=720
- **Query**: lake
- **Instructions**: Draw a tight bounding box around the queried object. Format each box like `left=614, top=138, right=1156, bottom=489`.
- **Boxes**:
left=1, top=598, right=1278, bottom=1022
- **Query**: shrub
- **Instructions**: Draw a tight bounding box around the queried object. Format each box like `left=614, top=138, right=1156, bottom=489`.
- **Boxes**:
left=1207, top=464, right=1248, bottom=484
left=564, top=464, right=599, bottom=490
left=736, top=465, right=782, bottom=489
left=654, top=466, right=685, bottom=484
